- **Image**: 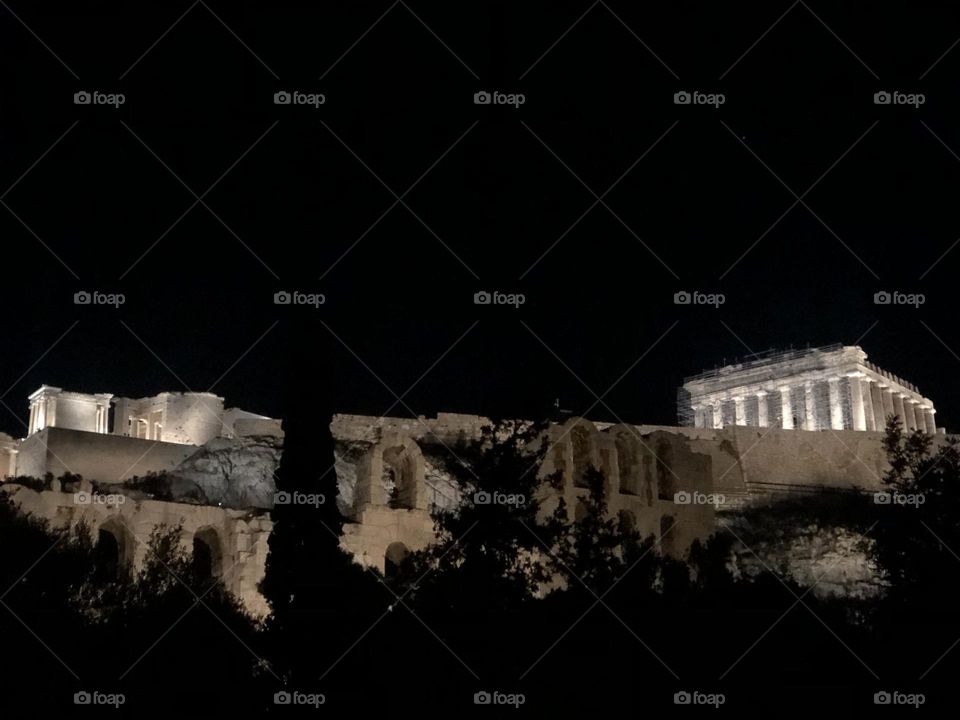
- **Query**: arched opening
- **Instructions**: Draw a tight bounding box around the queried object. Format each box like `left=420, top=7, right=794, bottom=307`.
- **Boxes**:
left=383, top=444, right=417, bottom=509
left=655, top=439, right=676, bottom=500
left=193, top=527, right=223, bottom=582
left=384, top=542, right=410, bottom=580
left=94, top=528, right=120, bottom=581
left=613, top=430, right=640, bottom=495
left=571, top=425, right=592, bottom=489
left=94, top=520, right=130, bottom=581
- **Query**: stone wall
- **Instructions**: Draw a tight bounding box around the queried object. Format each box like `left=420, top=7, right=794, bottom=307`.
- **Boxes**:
left=2, top=482, right=272, bottom=617
left=16, top=427, right=199, bottom=483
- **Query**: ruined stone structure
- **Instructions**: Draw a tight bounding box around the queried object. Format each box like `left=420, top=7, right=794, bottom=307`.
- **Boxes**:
left=2, top=386, right=281, bottom=617
left=331, top=414, right=716, bottom=575
left=680, top=345, right=939, bottom=434
left=1, top=345, right=952, bottom=615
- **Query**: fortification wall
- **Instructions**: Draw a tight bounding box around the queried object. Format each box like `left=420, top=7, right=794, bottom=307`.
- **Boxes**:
left=15, top=427, right=199, bottom=483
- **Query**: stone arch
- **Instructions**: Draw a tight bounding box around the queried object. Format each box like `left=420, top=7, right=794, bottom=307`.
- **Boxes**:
left=608, top=425, right=642, bottom=496
left=357, top=433, right=426, bottom=512
left=96, top=517, right=133, bottom=579
left=655, top=438, right=676, bottom=501
left=559, top=418, right=599, bottom=489
left=193, top=526, right=224, bottom=581
left=384, top=541, right=410, bottom=580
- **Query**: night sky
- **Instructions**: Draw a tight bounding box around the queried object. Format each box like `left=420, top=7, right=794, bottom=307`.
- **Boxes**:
left=2, top=1, right=959, bottom=438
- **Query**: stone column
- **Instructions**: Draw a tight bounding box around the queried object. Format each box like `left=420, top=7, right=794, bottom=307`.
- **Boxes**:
left=756, top=391, right=769, bottom=428
left=904, top=399, right=919, bottom=432
left=710, top=402, right=722, bottom=429
left=780, top=387, right=793, bottom=429
left=880, top=386, right=895, bottom=429
left=847, top=374, right=866, bottom=430
left=28, top=403, right=37, bottom=434
left=828, top=378, right=844, bottom=429
left=861, top=378, right=877, bottom=431
left=923, top=407, right=937, bottom=435
left=892, top=393, right=907, bottom=429
left=804, top=382, right=817, bottom=430
left=733, top=396, right=746, bottom=426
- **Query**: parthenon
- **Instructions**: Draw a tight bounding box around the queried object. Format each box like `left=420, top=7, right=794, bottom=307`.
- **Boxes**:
left=680, top=345, right=939, bottom=434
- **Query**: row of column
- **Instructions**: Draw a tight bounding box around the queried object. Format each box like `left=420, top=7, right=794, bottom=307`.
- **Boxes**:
left=693, top=373, right=937, bottom=434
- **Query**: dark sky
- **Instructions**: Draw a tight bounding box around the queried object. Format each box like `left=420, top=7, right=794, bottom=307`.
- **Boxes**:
left=2, top=1, right=959, bottom=438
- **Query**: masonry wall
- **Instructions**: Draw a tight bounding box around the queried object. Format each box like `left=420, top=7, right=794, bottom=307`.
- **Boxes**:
left=15, top=427, right=199, bottom=483
left=2, top=482, right=272, bottom=617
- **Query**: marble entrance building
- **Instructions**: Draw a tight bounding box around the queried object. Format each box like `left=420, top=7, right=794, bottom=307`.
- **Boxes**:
left=680, top=345, right=939, bottom=434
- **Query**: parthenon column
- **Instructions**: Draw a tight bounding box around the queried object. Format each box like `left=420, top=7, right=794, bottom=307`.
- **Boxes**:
left=861, top=378, right=877, bottom=431
left=904, top=399, right=919, bottom=432
left=780, top=387, right=793, bottom=429
left=803, top=382, right=817, bottom=430
left=922, top=407, right=937, bottom=434
left=892, top=393, right=907, bottom=429
left=880, top=386, right=895, bottom=429
left=847, top=374, right=866, bottom=431
left=828, top=378, right=844, bottom=429
left=710, top=402, right=722, bottom=429
left=756, top=391, right=768, bottom=427
left=28, top=403, right=37, bottom=434
left=733, top=396, right=746, bottom=426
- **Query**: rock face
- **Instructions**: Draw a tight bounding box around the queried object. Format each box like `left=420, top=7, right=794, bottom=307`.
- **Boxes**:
left=724, top=515, right=886, bottom=600
left=163, top=435, right=282, bottom=509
